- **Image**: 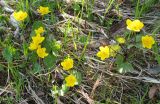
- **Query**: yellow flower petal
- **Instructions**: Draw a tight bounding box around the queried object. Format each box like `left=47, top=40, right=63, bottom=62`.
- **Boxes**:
left=97, top=46, right=110, bottom=60
left=116, top=37, right=126, bottom=44
left=32, top=34, right=45, bottom=44
left=142, top=35, right=155, bottom=49
left=35, top=27, right=45, bottom=34
left=37, top=6, right=51, bottom=15
left=65, top=75, right=77, bottom=87
left=13, top=10, right=28, bottom=21
left=126, top=19, right=132, bottom=26
left=126, top=19, right=144, bottom=32
left=29, top=42, right=39, bottom=50
left=61, top=58, right=74, bottom=70
left=109, top=44, right=121, bottom=57
left=36, top=45, right=48, bottom=58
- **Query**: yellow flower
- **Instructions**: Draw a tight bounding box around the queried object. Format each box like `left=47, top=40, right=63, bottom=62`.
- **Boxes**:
left=37, top=6, right=51, bottom=15
left=126, top=19, right=144, bottom=32
left=116, top=37, right=126, bottom=44
left=142, top=35, right=155, bottom=49
left=61, top=58, right=74, bottom=70
left=65, top=75, right=77, bottom=87
left=29, top=34, right=45, bottom=50
left=32, top=34, right=45, bottom=45
left=13, top=10, right=28, bottom=21
left=29, top=42, right=39, bottom=50
left=36, top=45, right=48, bottom=58
left=35, top=27, right=45, bottom=34
left=97, top=46, right=110, bottom=60
left=109, top=45, right=121, bottom=57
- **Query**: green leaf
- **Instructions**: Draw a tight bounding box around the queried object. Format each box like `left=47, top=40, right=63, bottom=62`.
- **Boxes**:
left=51, top=84, right=69, bottom=96
left=135, top=43, right=142, bottom=49
left=115, top=54, right=124, bottom=66
left=0, top=64, right=4, bottom=71
left=118, top=62, right=134, bottom=73
left=79, top=35, right=88, bottom=44
left=44, top=54, right=57, bottom=69
left=59, top=84, right=69, bottom=96
left=152, top=43, right=160, bottom=65
left=43, top=39, right=52, bottom=53
left=23, top=42, right=29, bottom=58
left=52, top=40, right=61, bottom=51
left=135, top=35, right=142, bottom=43
left=51, top=85, right=59, bottom=95
left=73, top=3, right=81, bottom=11
left=127, top=44, right=135, bottom=49
left=71, top=70, right=82, bottom=85
left=29, top=52, right=38, bottom=63
left=33, top=62, right=41, bottom=73
left=2, top=47, right=13, bottom=62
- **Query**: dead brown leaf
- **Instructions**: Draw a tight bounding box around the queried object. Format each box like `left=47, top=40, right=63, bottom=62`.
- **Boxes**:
left=77, top=89, right=94, bottom=104
left=90, top=75, right=102, bottom=98
left=149, top=85, right=158, bottom=99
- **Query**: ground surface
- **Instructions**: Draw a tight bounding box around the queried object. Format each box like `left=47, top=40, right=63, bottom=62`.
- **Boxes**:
left=0, top=0, right=160, bottom=104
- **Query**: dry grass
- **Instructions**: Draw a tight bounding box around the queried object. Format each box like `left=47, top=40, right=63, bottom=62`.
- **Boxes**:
left=0, top=0, right=160, bottom=104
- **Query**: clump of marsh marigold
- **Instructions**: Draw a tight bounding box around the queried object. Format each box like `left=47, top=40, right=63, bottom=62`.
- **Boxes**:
left=29, top=27, right=48, bottom=58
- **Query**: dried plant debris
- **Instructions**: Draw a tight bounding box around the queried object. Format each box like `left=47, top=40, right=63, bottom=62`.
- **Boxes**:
left=0, top=0, right=160, bottom=104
